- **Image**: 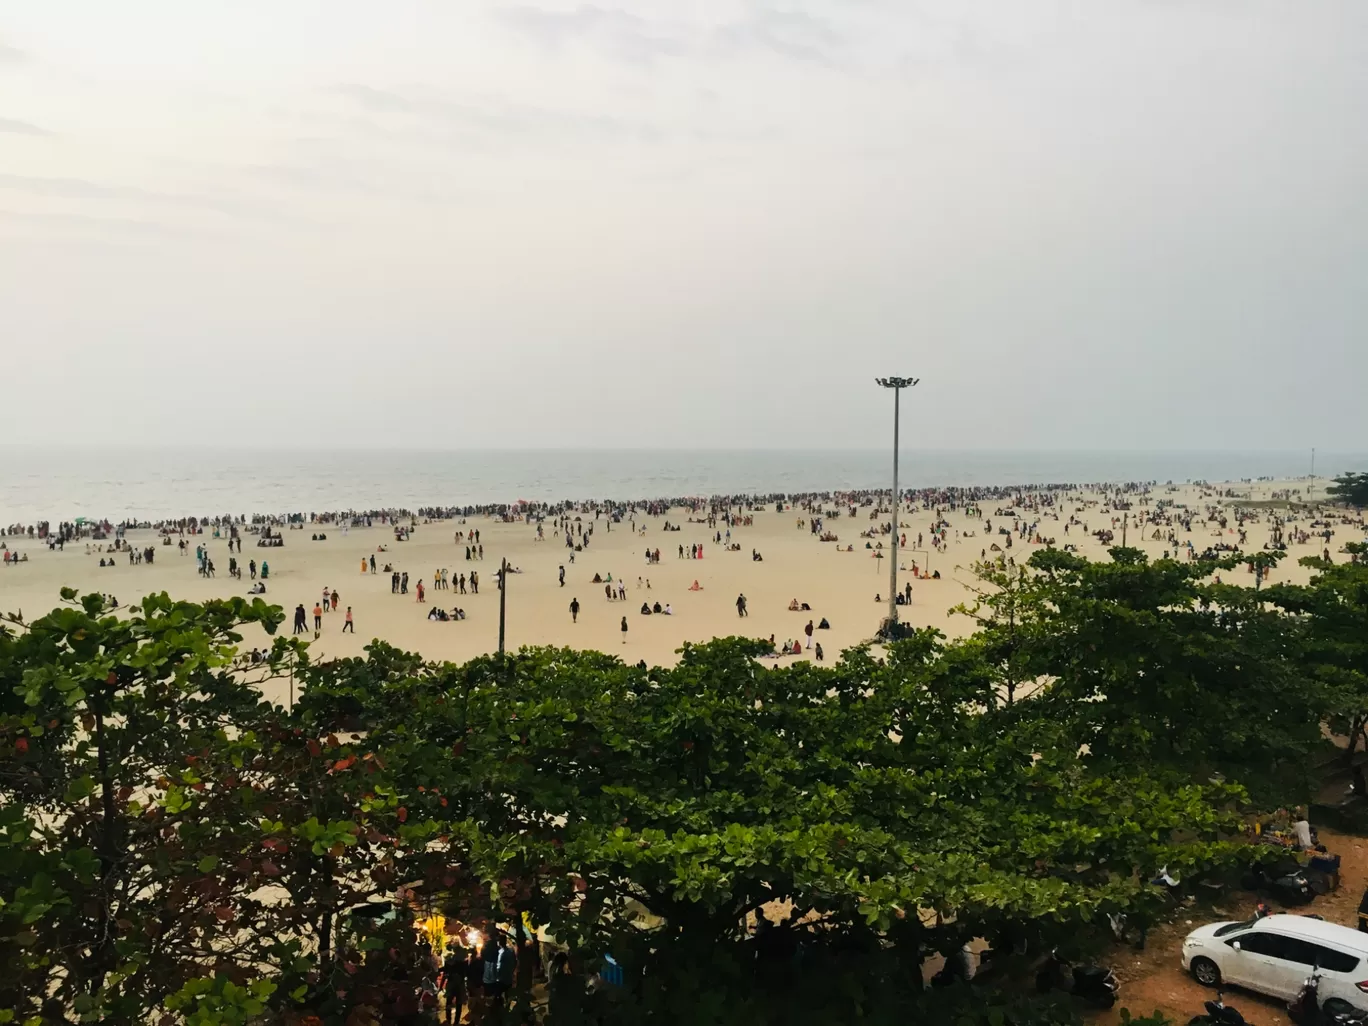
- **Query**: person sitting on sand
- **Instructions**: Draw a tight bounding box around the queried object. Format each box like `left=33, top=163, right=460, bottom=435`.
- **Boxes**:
left=640, top=602, right=651, bottom=615
left=788, top=598, right=801, bottom=611
left=817, top=617, right=830, bottom=629
left=663, top=603, right=672, bottom=615
left=249, top=582, right=266, bottom=594
left=652, top=601, right=663, bottom=613
left=689, top=580, right=701, bottom=591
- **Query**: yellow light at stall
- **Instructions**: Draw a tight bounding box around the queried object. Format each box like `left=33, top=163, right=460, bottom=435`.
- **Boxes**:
left=417, top=913, right=447, bottom=956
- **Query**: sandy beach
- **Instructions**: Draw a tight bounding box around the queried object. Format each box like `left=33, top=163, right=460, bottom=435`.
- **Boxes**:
left=1, top=478, right=1357, bottom=708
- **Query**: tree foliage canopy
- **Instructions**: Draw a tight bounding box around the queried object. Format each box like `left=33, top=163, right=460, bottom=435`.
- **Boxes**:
left=1328, top=472, right=1368, bottom=507
left=5, top=546, right=1361, bottom=1023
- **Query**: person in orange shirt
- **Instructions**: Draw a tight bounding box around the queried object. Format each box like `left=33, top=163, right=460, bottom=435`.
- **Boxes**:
left=313, top=603, right=323, bottom=631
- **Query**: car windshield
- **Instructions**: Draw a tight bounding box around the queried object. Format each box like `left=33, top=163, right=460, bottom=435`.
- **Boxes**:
left=1213, top=920, right=1257, bottom=937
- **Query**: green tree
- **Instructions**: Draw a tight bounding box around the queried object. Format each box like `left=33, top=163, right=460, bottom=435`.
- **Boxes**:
left=994, top=547, right=1323, bottom=806
left=295, top=633, right=1254, bottom=1025
left=0, top=591, right=1265, bottom=1026
left=1267, top=543, right=1368, bottom=776
left=0, top=593, right=436, bottom=1025
left=0, top=591, right=296, bottom=1019
left=1327, top=472, right=1368, bottom=507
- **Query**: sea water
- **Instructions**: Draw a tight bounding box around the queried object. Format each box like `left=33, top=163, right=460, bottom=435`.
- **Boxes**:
left=0, top=448, right=1357, bottom=523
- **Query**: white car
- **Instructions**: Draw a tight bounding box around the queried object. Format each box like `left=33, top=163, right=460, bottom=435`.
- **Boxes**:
left=1182, top=913, right=1368, bottom=1015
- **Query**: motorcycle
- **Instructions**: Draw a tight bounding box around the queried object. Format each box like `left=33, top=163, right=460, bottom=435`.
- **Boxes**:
left=1034, top=950, right=1118, bottom=1009
left=1242, top=860, right=1314, bottom=905
left=1288, top=967, right=1368, bottom=1025
left=1188, top=991, right=1253, bottom=1025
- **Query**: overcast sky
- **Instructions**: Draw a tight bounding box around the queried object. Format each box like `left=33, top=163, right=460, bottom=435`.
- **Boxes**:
left=1, top=1, right=1364, bottom=450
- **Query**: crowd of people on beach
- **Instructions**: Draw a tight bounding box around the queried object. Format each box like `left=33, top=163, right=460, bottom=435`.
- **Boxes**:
left=8, top=477, right=1363, bottom=670
left=1, top=477, right=1315, bottom=545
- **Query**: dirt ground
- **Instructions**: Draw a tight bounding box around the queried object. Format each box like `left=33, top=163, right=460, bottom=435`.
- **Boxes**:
left=1088, top=827, right=1368, bottom=1026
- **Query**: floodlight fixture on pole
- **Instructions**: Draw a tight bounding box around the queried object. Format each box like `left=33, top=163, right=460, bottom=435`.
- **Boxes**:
left=876, top=376, right=919, bottom=631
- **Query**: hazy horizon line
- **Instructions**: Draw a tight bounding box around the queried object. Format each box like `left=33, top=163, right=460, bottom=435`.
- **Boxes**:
left=1, top=444, right=1350, bottom=456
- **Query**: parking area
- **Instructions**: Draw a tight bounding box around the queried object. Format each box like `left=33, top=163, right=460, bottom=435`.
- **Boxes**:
left=1088, top=826, right=1368, bottom=1026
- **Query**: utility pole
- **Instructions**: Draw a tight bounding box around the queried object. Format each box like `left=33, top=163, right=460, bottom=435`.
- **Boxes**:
left=498, top=557, right=508, bottom=656
left=876, top=376, right=919, bottom=631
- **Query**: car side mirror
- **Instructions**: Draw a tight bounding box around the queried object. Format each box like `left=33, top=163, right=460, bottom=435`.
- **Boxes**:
left=1232, top=942, right=1241, bottom=952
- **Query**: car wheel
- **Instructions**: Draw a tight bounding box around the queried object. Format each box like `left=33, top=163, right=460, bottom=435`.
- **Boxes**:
left=1190, top=957, right=1221, bottom=987
left=1324, top=998, right=1357, bottom=1017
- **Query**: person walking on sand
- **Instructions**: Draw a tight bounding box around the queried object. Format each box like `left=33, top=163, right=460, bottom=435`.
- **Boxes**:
left=620, top=615, right=628, bottom=644
left=370, top=553, right=377, bottom=574
left=331, top=589, right=340, bottom=612
left=416, top=580, right=425, bottom=602
left=313, top=603, right=323, bottom=631
left=293, top=603, right=308, bottom=635
left=569, top=597, right=580, bottom=623
left=343, top=606, right=354, bottom=632
left=559, top=565, right=565, bottom=587
left=736, top=593, right=748, bottom=617
left=805, top=619, right=814, bottom=649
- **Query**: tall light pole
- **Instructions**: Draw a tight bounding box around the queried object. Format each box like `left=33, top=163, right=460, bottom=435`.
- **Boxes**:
left=498, top=556, right=508, bottom=656
left=876, top=376, right=919, bottom=631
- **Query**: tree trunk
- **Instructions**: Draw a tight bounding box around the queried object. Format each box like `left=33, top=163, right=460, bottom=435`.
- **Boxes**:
left=88, top=708, right=121, bottom=996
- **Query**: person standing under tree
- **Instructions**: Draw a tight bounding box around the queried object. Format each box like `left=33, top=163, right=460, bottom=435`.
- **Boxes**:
left=440, top=946, right=468, bottom=1026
